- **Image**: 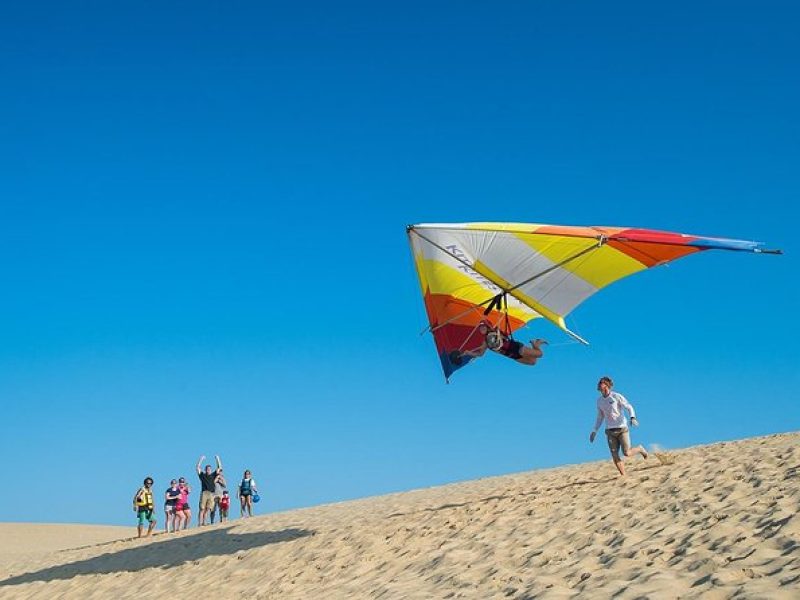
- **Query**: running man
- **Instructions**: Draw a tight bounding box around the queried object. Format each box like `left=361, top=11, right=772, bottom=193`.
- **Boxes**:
left=590, top=376, right=648, bottom=476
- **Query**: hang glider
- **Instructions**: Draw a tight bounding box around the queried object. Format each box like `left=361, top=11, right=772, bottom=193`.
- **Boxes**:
left=407, top=222, right=781, bottom=382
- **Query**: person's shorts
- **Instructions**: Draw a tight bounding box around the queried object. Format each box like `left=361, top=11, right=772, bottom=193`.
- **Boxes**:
left=164, top=504, right=176, bottom=514
left=200, top=490, right=215, bottom=511
left=137, top=508, right=156, bottom=526
left=500, top=340, right=524, bottom=360
left=606, top=427, right=631, bottom=457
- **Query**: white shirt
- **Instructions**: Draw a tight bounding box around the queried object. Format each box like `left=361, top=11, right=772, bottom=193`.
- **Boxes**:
left=593, top=391, right=636, bottom=431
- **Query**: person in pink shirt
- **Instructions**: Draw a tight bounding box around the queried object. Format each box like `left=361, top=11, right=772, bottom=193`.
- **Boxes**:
left=173, top=477, right=192, bottom=530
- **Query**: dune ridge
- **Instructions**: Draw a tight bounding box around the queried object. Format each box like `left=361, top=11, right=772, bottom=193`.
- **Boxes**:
left=1, top=432, right=798, bottom=599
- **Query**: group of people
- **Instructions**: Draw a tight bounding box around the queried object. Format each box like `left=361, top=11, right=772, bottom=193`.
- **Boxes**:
left=132, top=454, right=259, bottom=537
left=132, top=376, right=648, bottom=538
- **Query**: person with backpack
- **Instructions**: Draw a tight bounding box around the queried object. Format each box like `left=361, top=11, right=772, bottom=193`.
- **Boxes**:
left=133, top=477, right=157, bottom=538
left=238, top=469, right=258, bottom=518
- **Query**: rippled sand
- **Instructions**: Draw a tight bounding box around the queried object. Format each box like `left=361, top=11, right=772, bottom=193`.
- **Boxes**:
left=1, top=432, right=797, bottom=599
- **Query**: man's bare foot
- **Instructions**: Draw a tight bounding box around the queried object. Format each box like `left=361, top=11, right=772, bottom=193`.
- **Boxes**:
left=640, top=446, right=649, bottom=460
left=530, top=339, right=548, bottom=350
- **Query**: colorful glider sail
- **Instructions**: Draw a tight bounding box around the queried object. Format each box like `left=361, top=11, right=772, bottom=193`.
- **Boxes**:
left=407, top=222, right=781, bottom=381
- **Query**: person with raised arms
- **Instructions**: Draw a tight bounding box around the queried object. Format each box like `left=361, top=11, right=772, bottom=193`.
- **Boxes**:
left=196, top=454, right=222, bottom=526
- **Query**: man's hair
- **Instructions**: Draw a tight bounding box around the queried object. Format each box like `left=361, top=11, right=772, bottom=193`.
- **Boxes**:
left=599, top=376, right=613, bottom=387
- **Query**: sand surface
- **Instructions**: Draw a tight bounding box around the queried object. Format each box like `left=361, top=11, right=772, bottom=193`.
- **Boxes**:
left=1, top=432, right=797, bottom=599
left=0, top=524, right=130, bottom=558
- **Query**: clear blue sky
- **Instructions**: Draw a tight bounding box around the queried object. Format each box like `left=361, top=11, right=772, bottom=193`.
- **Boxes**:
left=1, top=1, right=797, bottom=526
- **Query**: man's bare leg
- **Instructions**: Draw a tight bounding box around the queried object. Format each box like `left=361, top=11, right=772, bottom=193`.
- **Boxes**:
left=613, top=456, right=626, bottom=476
left=517, top=353, right=538, bottom=365
left=624, top=445, right=649, bottom=460
left=516, top=339, right=548, bottom=364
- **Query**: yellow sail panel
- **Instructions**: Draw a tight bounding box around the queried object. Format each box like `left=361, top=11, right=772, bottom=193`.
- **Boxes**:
left=514, top=232, right=647, bottom=289
left=416, top=257, right=537, bottom=324
left=471, top=258, right=561, bottom=325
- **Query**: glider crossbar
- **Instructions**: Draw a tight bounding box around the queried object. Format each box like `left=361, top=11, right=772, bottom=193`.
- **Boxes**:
left=494, top=237, right=605, bottom=346
left=504, top=236, right=607, bottom=296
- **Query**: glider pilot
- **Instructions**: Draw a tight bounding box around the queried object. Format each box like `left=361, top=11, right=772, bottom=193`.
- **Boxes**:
left=457, top=322, right=547, bottom=366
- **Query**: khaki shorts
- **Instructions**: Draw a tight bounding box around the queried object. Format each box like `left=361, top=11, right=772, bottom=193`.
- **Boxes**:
left=605, top=427, right=631, bottom=457
left=200, top=490, right=215, bottom=511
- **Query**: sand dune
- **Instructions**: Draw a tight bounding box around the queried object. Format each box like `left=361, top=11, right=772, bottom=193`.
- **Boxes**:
left=0, top=524, right=131, bottom=558
left=1, top=432, right=798, bottom=599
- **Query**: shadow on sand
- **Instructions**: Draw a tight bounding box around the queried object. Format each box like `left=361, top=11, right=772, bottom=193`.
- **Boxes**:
left=0, top=525, right=314, bottom=587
